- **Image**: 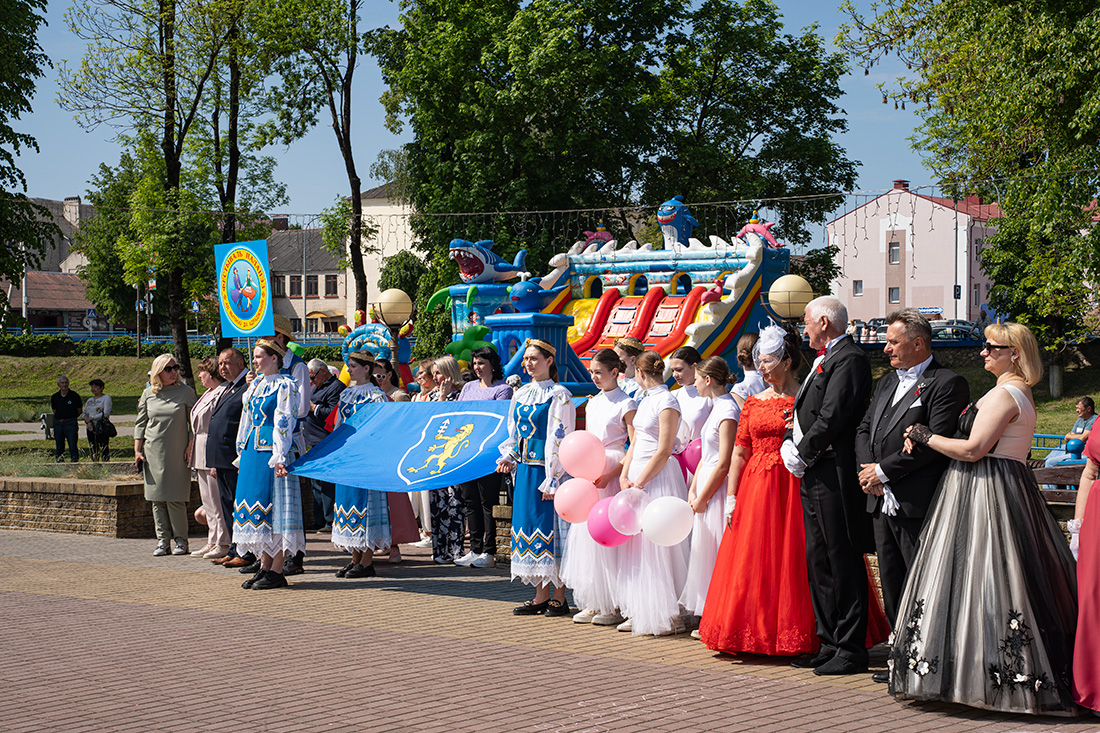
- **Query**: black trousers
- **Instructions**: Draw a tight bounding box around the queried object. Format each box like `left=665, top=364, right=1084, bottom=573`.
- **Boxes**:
left=310, top=478, right=335, bottom=529
left=801, top=462, right=869, bottom=665
left=216, top=467, right=254, bottom=562
left=461, top=473, right=500, bottom=555
left=86, top=429, right=110, bottom=461
left=872, top=511, right=924, bottom=629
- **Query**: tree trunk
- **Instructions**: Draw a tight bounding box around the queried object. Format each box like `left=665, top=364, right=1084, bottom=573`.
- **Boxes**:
left=1049, top=351, right=1064, bottom=400
left=221, top=26, right=240, bottom=244
left=167, top=267, right=193, bottom=384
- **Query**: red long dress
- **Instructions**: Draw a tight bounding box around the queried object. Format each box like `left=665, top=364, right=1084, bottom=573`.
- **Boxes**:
left=1075, top=431, right=1100, bottom=712
left=699, top=393, right=889, bottom=656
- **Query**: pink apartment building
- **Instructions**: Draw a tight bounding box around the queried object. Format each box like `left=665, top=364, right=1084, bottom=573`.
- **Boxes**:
left=826, top=180, right=1000, bottom=322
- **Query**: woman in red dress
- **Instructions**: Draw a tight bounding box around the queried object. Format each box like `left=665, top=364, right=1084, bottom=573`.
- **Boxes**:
left=1073, top=428, right=1100, bottom=714
left=699, top=325, right=889, bottom=656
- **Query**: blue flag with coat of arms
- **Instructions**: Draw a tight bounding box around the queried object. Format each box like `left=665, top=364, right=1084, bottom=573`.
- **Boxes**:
left=288, top=400, right=511, bottom=492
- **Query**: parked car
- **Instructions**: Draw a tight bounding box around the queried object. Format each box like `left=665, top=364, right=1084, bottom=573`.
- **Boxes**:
left=932, top=325, right=981, bottom=341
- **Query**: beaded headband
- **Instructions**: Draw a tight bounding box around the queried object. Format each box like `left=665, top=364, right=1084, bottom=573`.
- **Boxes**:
left=256, top=338, right=286, bottom=358
left=525, top=338, right=556, bottom=357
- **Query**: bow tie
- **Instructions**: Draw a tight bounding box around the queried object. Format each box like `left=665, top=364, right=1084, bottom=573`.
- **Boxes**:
left=816, top=348, right=827, bottom=357
left=896, top=366, right=920, bottom=380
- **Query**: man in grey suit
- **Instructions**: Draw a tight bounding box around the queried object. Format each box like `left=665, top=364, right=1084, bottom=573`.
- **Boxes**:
left=855, top=308, right=969, bottom=682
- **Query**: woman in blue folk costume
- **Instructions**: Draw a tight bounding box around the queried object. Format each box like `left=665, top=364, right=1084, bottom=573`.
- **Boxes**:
left=497, top=339, right=576, bottom=617
left=234, top=338, right=304, bottom=590
left=331, top=343, right=390, bottom=578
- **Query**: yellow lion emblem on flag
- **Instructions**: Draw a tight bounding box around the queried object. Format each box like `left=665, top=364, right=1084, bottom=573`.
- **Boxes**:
left=404, top=421, right=476, bottom=476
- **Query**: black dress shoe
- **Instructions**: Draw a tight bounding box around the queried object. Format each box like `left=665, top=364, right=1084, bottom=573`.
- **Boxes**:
left=283, top=559, right=304, bottom=576
left=513, top=600, right=550, bottom=616
left=252, top=571, right=288, bottom=590
left=791, top=649, right=835, bottom=669
left=242, top=569, right=266, bottom=589
left=544, top=600, right=571, bottom=617
left=335, top=561, right=356, bottom=578
left=871, top=671, right=890, bottom=684
left=346, top=563, right=376, bottom=578
left=814, top=657, right=868, bottom=676
left=238, top=559, right=262, bottom=574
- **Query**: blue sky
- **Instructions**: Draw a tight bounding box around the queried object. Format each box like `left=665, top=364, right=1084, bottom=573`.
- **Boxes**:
left=19, top=0, right=924, bottom=241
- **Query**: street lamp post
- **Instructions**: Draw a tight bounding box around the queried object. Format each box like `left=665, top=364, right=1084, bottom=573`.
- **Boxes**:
left=763, top=274, right=815, bottom=322
left=372, top=288, right=414, bottom=353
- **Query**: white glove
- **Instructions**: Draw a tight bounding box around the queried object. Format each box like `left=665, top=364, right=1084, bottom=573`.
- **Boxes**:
left=724, top=494, right=736, bottom=521
left=1068, top=518, right=1083, bottom=561
left=780, top=439, right=806, bottom=478
left=882, top=486, right=900, bottom=517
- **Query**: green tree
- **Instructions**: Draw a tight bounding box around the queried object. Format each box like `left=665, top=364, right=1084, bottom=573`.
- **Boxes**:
left=838, top=0, right=1100, bottom=396
left=378, top=249, right=428, bottom=301
left=792, top=244, right=842, bottom=297
left=644, top=0, right=857, bottom=247
left=0, top=0, right=60, bottom=305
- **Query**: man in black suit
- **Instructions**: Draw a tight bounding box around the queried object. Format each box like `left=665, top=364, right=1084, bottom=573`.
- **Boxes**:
left=206, top=348, right=254, bottom=569
left=782, top=296, right=873, bottom=675
left=855, top=309, right=969, bottom=682
left=303, top=359, right=345, bottom=530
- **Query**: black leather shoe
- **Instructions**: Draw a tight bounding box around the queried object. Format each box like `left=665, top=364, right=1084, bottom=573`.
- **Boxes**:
left=242, top=569, right=266, bottom=589
left=791, top=649, right=835, bottom=669
left=252, top=571, right=288, bottom=590
left=335, top=561, right=356, bottom=578
left=513, top=600, right=550, bottom=616
left=283, top=559, right=304, bottom=576
left=871, top=671, right=890, bottom=684
left=238, top=560, right=262, bottom=575
left=346, top=563, right=376, bottom=578
left=544, top=600, right=571, bottom=617
left=813, top=657, right=868, bottom=676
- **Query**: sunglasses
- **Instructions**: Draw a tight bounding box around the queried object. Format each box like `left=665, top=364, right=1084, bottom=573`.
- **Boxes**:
left=981, top=342, right=1011, bottom=351
left=163, top=364, right=180, bottom=372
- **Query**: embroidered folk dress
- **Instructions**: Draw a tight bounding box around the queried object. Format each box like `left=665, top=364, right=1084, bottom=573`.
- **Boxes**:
left=233, top=373, right=305, bottom=558
left=500, top=379, right=575, bottom=587
left=560, top=387, right=637, bottom=615
left=331, top=384, right=390, bottom=553
left=888, top=383, right=1079, bottom=715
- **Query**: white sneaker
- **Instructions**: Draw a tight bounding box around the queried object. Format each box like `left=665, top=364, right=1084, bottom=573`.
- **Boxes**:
left=171, top=540, right=189, bottom=556
left=412, top=537, right=433, bottom=548
left=190, top=543, right=213, bottom=557
left=471, top=553, right=495, bottom=568
left=572, top=608, right=597, bottom=624
left=203, top=545, right=230, bottom=559
left=592, top=612, right=624, bottom=626
left=454, top=551, right=478, bottom=566
left=616, top=618, right=633, bottom=632
left=690, top=629, right=702, bottom=640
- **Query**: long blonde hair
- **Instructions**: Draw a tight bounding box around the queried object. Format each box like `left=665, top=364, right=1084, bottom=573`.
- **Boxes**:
left=985, top=322, right=1042, bottom=386
left=149, top=353, right=177, bottom=394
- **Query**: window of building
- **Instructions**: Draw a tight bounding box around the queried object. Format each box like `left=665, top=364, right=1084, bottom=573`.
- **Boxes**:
left=853, top=280, right=863, bottom=297
left=290, top=318, right=301, bottom=333
left=973, top=283, right=980, bottom=306
left=325, top=274, right=338, bottom=297
left=306, top=318, right=319, bottom=333
left=289, top=275, right=302, bottom=298
left=888, top=287, right=900, bottom=304
left=306, top=274, right=318, bottom=297
left=974, top=238, right=984, bottom=260
left=888, top=240, right=900, bottom=265
left=985, top=283, right=991, bottom=296
left=272, top=275, right=285, bottom=298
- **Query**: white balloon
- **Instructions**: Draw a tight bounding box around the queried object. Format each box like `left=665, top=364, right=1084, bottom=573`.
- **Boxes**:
left=641, top=495, right=694, bottom=546
left=609, top=487, right=650, bottom=536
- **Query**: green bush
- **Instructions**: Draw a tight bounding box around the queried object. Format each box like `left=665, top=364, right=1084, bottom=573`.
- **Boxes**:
left=301, top=344, right=342, bottom=362
left=0, top=334, right=218, bottom=359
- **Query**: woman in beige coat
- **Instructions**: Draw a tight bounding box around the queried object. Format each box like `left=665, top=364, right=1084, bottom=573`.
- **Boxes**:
left=188, top=357, right=231, bottom=559
left=135, top=353, right=198, bottom=556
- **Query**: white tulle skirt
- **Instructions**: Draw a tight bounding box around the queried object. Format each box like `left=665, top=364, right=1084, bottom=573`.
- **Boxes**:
left=560, top=448, right=625, bottom=615
left=618, top=453, right=689, bottom=635
left=678, top=461, right=727, bottom=615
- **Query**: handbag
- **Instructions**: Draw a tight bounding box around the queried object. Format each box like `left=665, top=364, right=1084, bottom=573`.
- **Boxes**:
left=93, top=418, right=118, bottom=438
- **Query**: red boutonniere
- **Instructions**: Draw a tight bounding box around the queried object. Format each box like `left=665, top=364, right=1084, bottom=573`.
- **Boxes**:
left=914, top=381, right=926, bottom=397
left=815, top=363, right=824, bottom=375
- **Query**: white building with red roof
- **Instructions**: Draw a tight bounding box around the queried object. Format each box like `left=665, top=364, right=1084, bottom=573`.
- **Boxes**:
left=826, top=180, right=1000, bottom=322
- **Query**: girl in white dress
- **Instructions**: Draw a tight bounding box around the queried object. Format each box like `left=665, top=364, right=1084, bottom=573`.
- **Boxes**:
left=613, top=336, right=644, bottom=400
left=730, top=333, right=767, bottom=410
left=679, top=357, right=740, bottom=620
left=617, top=351, right=690, bottom=635
left=561, top=349, right=637, bottom=626
left=669, top=346, right=712, bottom=449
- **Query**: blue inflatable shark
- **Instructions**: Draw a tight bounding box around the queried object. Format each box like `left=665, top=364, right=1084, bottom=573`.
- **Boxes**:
left=656, top=195, right=699, bottom=251
left=449, top=239, right=528, bottom=284
left=508, top=277, right=569, bottom=313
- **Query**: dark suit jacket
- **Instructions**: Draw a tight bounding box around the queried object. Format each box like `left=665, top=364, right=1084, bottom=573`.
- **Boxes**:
left=206, top=373, right=248, bottom=469
left=790, top=335, right=873, bottom=549
left=302, top=374, right=345, bottom=448
left=855, top=359, right=970, bottom=518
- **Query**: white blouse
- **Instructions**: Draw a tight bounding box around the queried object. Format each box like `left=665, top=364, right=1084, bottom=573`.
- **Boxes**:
left=699, top=394, right=739, bottom=470
left=83, top=394, right=113, bottom=422
left=585, top=387, right=637, bottom=453
left=631, top=385, right=680, bottom=462
left=499, top=379, right=576, bottom=495
left=235, top=373, right=299, bottom=467
left=732, top=370, right=767, bottom=402
left=617, top=375, right=643, bottom=401
left=334, top=383, right=388, bottom=428
left=675, top=383, right=713, bottom=451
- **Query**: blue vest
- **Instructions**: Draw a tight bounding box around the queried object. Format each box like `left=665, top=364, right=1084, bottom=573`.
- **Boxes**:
left=246, top=387, right=278, bottom=452
left=513, top=398, right=552, bottom=466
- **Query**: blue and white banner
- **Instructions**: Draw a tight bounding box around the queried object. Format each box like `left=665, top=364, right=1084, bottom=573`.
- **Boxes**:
left=288, top=401, right=511, bottom=492
left=215, top=240, right=274, bottom=337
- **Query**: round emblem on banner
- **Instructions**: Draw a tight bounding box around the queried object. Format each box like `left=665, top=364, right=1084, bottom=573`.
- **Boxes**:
left=220, top=247, right=268, bottom=333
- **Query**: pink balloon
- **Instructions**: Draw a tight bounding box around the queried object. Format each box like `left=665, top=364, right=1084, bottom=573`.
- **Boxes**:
left=559, top=430, right=607, bottom=481
left=609, top=487, right=649, bottom=536
left=554, top=478, right=600, bottom=524
left=587, top=496, right=629, bottom=547
left=680, top=439, right=703, bottom=474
